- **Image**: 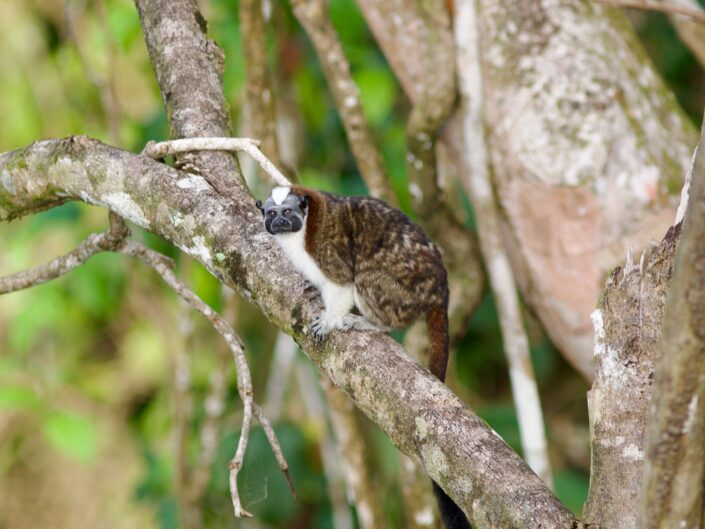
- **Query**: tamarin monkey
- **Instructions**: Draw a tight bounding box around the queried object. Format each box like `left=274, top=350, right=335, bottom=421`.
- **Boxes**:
left=257, top=185, right=471, bottom=529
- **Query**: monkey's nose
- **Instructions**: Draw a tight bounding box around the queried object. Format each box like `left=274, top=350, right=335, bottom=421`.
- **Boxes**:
left=273, top=217, right=289, bottom=229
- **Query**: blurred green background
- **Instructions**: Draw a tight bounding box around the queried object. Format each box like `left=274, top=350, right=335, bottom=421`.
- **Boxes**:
left=0, top=0, right=702, bottom=528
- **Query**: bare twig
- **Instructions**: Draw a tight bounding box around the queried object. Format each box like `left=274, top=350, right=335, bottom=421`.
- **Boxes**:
left=0, top=205, right=291, bottom=520
left=118, top=239, right=293, bottom=518
left=594, top=0, right=705, bottom=23
left=0, top=211, right=129, bottom=294
left=253, top=404, right=296, bottom=497
left=143, top=137, right=291, bottom=187
left=291, top=0, right=395, bottom=204
left=454, top=0, right=553, bottom=486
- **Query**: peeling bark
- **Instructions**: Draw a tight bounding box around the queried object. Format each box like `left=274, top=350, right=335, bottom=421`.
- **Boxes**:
left=583, top=227, right=679, bottom=529
left=641, top=120, right=705, bottom=529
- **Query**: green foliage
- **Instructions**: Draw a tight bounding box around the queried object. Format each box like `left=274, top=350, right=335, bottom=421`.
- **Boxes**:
left=0, top=386, right=41, bottom=411
left=554, top=469, right=591, bottom=515
left=43, top=409, right=100, bottom=465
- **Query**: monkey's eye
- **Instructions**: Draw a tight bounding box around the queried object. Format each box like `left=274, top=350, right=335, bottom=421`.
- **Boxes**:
left=267, top=211, right=276, bottom=218
left=283, top=209, right=292, bottom=216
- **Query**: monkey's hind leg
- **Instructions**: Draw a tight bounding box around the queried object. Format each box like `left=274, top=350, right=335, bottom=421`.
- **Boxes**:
left=310, top=281, right=384, bottom=340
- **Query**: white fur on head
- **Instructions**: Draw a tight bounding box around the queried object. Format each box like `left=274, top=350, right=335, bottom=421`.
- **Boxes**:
left=271, top=186, right=292, bottom=205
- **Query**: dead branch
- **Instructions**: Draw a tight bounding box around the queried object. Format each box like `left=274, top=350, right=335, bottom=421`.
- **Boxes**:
left=119, top=239, right=293, bottom=517
left=582, top=232, right=678, bottom=529
left=143, top=137, right=291, bottom=187
left=0, top=210, right=129, bottom=293
left=640, top=116, right=705, bottom=529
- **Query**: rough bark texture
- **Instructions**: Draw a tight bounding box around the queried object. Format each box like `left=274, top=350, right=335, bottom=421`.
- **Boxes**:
left=476, top=0, right=697, bottom=378
left=0, top=138, right=575, bottom=529
left=641, top=122, right=705, bottom=529
left=582, top=226, right=679, bottom=529
left=358, top=0, right=697, bottom=379
left=135, top=0, right=244, bottom=194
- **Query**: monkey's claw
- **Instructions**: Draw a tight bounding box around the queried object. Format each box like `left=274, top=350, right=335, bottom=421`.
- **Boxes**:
left=310, top=315, right=331, bottom=341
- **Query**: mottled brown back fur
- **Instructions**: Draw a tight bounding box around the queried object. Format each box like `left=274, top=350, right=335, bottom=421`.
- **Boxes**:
left=293, top=185, right=449, bottom=380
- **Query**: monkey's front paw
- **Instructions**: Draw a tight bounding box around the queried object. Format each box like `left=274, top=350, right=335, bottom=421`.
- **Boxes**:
left=311, top=315, right=333, bottom=341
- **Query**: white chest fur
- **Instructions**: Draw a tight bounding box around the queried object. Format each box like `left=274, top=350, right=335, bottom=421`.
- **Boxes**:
left=274, top=223, right=363, bottom=334
left=274, top=226, right=328, bottom=288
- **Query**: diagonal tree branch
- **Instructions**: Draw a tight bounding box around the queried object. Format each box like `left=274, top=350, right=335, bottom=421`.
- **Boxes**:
left=0, top=136, right=575, bottom=528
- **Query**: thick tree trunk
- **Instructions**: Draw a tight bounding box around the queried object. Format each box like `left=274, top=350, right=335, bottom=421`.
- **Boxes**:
left=476, top=0, right=696, bottom=378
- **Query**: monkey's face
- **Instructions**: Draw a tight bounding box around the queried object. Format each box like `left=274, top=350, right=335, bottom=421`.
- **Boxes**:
left=257, top=189, right=308, bottom=235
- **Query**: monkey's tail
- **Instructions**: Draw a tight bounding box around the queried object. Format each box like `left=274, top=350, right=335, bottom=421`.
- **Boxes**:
left=426, top=303, right=449, bottom=382
left=426, top=303, right=472, bottom=529
left=433, top=482, right=472, bottom=529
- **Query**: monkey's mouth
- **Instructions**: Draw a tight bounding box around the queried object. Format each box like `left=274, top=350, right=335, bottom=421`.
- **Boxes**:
left=269, top=226, right=294, bottom=234
left=267, top=220, right=298, bottom=235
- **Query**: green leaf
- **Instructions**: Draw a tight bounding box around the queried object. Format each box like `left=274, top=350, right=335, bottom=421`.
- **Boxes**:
left=554, top=469, right=589, bottom=515
left=43, top=410, right=99, bottom=464
left=0, top=386, right=40, bottom=410
left=354, top=68, right=397, bottom=127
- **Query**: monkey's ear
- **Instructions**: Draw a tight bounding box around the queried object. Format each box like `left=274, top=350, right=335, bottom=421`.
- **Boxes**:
left=299, top=195, right=309, bottom=211
left=255, top=200, right=264, bottom=214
